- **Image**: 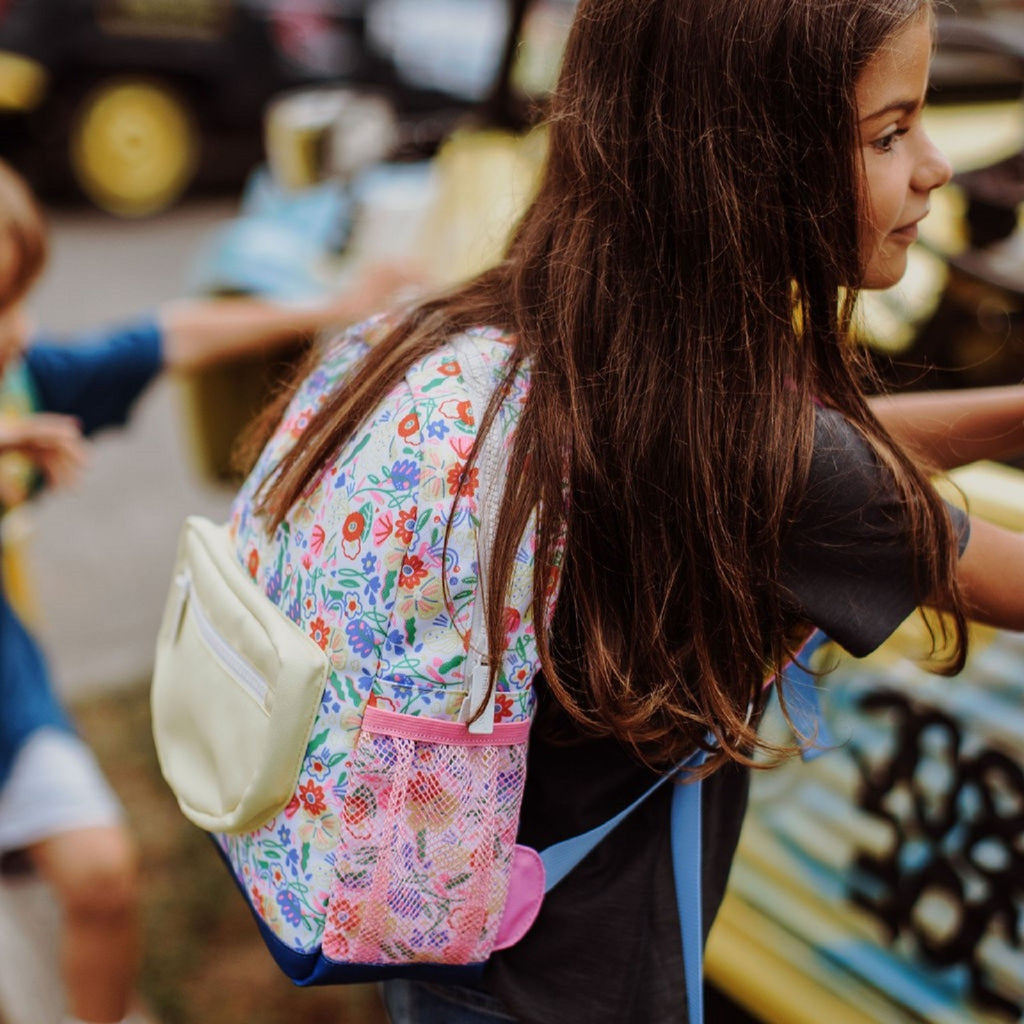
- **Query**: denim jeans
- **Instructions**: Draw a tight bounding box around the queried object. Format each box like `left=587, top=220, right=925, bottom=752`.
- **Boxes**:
left=381, top=979, right=518, bottom=1023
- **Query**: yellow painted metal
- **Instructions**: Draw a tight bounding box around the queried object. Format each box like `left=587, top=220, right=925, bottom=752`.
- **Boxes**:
left=69, top=77, right=198, bottom=218
left=0, top=51, right=47, bottom=112
left=707, top=894, right=909, bottom=1024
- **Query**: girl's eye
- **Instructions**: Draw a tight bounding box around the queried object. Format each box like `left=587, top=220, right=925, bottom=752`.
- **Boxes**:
left=872, top=127, right=909, bottom=154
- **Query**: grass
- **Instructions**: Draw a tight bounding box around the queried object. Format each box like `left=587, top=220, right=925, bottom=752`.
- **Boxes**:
left=73, top=683, right=390, bottom=1024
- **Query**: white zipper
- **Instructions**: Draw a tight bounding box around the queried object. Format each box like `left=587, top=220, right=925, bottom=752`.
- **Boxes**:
left=176, top=570, right=271, bottom=711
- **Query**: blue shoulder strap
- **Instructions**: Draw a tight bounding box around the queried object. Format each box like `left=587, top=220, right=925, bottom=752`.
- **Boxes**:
left=778, top=629, right=835, bottom=760
left=540, top=745, right=708, bottom=1023
left=672, top=755, right=707, bottom=1024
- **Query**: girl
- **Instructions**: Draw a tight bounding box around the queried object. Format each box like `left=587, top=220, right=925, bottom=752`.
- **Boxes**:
left=237, top=1, right=1024, bottom=1021
left=0, top=157, right=411, bottom=1024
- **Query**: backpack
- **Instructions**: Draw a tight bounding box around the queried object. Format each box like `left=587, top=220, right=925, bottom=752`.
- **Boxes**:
left=152, top=319, right=732, bottom=1023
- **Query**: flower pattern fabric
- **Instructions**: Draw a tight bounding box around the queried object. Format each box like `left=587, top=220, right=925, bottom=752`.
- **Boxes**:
left=218, top=320, right=546, bottom=962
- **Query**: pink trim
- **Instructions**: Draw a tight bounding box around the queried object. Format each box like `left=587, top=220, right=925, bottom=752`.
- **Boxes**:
left=493, top=845, right=545, bottom=950
left=362, top=705, right=531, bottom=746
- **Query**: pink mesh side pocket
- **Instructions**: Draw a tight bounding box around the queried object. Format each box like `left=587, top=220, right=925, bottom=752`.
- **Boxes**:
left=323, top=704, right=531, bottom=966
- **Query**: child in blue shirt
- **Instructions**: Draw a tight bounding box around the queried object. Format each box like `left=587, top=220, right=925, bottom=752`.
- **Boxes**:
left=0, top=157, right=409, bottom=1024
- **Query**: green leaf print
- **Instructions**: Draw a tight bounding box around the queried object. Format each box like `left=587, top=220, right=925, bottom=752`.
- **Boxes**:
left=438, top=654, right=463, bottom=675
left=405, top=617, right=417, bottom=645
left=348, top=431, right=371, bottom=460
left=306, top=728, right=330, bottom=754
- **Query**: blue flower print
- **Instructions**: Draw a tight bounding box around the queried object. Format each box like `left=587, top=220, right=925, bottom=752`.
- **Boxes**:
left=306, top=747, right=332, bottom=779
left=361, top=552, right=377, bottom=574
left=345, top=618, right=376, bottom=658
left=390, top=459, right=420, bottom=492
left=384, top=629, right=406, bottom=656
left=277, top=889, right=304, bottom=927
left=266, top=569, right=283, bottom=604
left=363, top=574, right=381, bottom=606
left=426, top=419, right=449, bottom=440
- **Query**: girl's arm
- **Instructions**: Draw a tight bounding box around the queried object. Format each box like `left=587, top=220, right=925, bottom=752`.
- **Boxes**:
left=952, top=515, right=1024, bottom=632
left=159, top=263, right=421, bottom=372
left=869, top=385, right=1024, bottom=470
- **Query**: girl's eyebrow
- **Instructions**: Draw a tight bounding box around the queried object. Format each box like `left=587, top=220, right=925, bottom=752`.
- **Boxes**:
left=860, top=98, right=921, bottom=123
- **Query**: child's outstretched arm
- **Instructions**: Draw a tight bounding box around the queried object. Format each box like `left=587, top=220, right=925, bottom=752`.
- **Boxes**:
left=159, top=262, right=422, bottom=372
left=869, top=385, right=1024, bottom=470
left=0, top=412, right=87, bottom=489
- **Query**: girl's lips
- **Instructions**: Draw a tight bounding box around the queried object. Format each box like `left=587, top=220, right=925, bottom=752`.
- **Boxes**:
left=890, top=221, right=919, bottom=244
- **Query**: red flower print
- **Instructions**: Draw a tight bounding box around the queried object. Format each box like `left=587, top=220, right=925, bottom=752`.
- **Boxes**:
left=495, top=693, right=514, bottom=722
left=398, top=412, right=420, bottom=438
left=408, top=770, right=444, bottom=807
left=503, top=607, right=521, bottom=634
left=343, top=511, right=365, bottom=543
left=301, top=553, right=312, bottom=571
left=328, top=896, right=360, bottom=939
left=456, top=399, right=473, bottom=425
left=398, top=555, right=428, bottom=590
left=298, top=779, right=326, bottom=816
left=447, top=463, right=479, bottom=497
left=438, top=359, right=461, bottom=376
left=246, top=548, right=259, bottom=580
left=250, top=885, right=267, bottom=918
left=284, top=793, right=301, bottom=818
left=309, top=617, right=330, bottom=649
left=310, top=523, right=325, bottom=556
left=373, top=511, right=393, bottom=544
left=395, top=505, right=418, bottom=545
left=343, top=785, right=375, bottom=828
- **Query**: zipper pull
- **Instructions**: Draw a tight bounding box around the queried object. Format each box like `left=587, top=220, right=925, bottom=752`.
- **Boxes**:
left=462, top=662, right=495, bottom=735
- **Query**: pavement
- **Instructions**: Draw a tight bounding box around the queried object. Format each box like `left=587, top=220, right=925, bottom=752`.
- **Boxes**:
left=23, top=196, right=241, bottom=703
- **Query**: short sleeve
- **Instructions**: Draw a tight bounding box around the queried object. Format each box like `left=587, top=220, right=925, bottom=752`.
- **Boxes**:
left=24, top=317, right=163, bottom=435
left=781, top=408, right=969, bottom=657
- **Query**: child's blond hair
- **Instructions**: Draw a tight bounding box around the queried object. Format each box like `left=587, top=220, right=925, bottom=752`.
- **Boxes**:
left=0, top=160, right=47, bottom=310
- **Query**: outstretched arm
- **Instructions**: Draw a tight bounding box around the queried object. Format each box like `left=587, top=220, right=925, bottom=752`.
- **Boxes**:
left=945, top=515, right=1024, bottom=632
left=159, top=263, right=421, bottom=372
left=869, top=385, right=1024, bottom=470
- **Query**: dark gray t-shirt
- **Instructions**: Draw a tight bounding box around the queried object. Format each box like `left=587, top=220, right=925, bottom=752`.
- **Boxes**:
left=484, top=408, right=969, bottom=1024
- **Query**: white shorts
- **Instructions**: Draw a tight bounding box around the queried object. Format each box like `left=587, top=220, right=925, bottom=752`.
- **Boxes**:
left=0, top=728, right=124, bottom=853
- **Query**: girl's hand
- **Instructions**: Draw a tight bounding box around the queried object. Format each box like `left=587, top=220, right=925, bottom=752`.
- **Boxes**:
left=0, top=413, right=88, bottom=490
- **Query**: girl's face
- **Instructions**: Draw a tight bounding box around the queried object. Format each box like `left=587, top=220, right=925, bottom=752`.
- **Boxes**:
left=855, top=10, right=952, bottom=290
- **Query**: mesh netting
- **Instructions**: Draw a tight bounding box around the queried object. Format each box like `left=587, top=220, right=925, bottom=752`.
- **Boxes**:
left=324, top=724, right=528, bottom=965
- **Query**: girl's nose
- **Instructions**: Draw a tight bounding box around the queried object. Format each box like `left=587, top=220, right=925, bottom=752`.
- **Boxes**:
left=914, top=132, right=953, bottom=193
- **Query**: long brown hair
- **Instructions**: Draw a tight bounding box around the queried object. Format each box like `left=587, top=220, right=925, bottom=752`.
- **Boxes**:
left=250, top=0, right=965, bottom=774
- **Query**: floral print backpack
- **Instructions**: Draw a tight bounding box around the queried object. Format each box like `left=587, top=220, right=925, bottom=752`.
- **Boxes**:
left=152, top=319, right=563, bottom=984
left=153, top=319, right=723, bottom=1024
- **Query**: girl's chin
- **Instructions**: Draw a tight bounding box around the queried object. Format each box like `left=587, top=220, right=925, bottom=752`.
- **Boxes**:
left=860, top=256, right=909, bottom=291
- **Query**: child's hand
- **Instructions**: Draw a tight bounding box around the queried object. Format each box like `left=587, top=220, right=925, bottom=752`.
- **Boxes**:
left=320, top=261, right=428, bottom=325
left=0, top=413, right=88, bottom=490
